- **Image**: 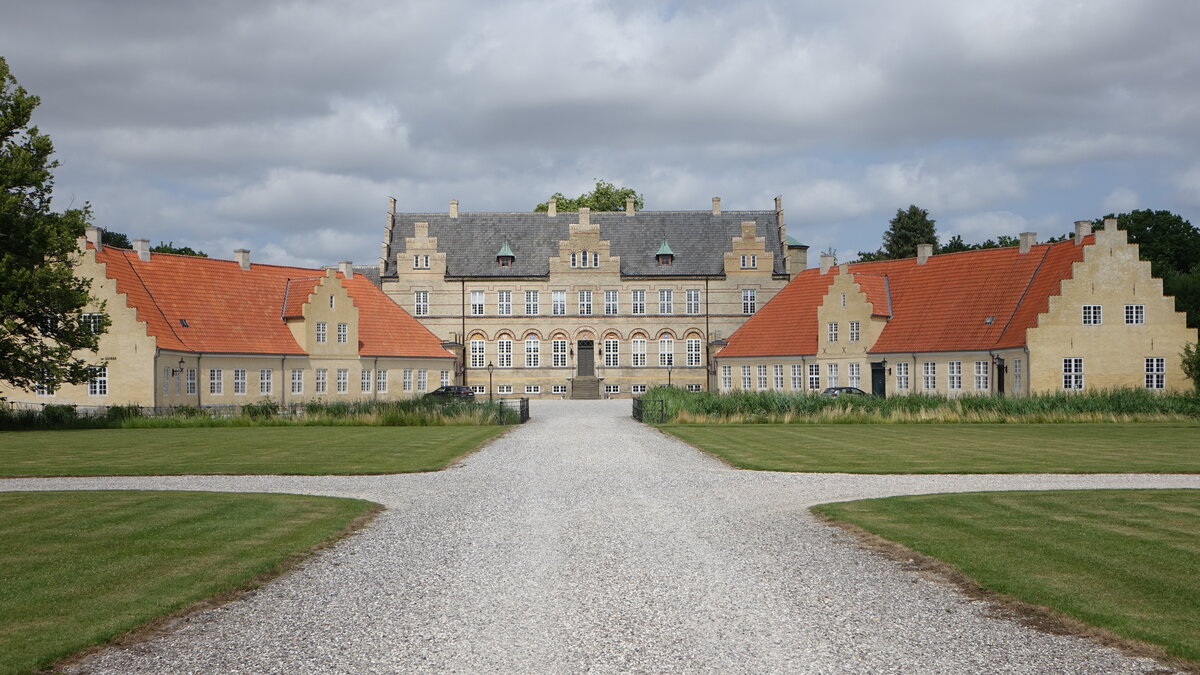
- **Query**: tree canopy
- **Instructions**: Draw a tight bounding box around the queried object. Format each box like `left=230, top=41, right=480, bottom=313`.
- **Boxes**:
left=151, top=241, right=207, bottom=257
left=0, top=57, right=105, bottom=392
left=856, top=205, right=938, bottom=262
left=534, top=180, right=644, bottom=213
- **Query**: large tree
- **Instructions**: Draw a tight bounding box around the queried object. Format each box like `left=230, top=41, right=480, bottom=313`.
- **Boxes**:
left=856, top=205, right=939, bottom=261
left=534, top=179, right=644, bottom=212
left=0, top=57, right=105, bottom=392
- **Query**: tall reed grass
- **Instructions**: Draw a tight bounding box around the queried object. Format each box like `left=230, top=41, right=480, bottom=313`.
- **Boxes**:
left=641, top=387, right=1200, bottom=424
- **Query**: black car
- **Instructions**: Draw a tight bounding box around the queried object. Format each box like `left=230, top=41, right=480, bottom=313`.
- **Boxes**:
left=820, top=386, right=869, bottom=398
left=424, top=385, right=475, bottom=401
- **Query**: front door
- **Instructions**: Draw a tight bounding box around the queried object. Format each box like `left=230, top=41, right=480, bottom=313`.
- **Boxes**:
left=870, top=361, right=886, bottom=398
left=577, top=340, right=594, bottom=376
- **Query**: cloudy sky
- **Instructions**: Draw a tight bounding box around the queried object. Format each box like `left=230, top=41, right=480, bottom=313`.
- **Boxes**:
left=3, top=1, right=1199, bottom=268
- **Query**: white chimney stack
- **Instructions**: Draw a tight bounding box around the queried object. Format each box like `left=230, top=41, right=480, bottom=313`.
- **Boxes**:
left=547, top=198, right=557, bottom=217
left=133, top=238, right=151, bottom=261
left=819, top=253, right=835, bottom=274
left=626, top=196, right=635, bottom=216
left=579, top=207, right=590, bottom=227
left=234, top=249, right=251, bottom=270
left=338, top=261, right=354, bottom=279
left=1074, top=220, right=1092, bottom=245
left=85, top=226, right=103, bottom=251
left=449, top=199, right=459, bottom=218
left=916, top=243, right=933, bottom=265
left=1019, top=232, right=1037, bottom=254
left=712, top=196, right=721, bottom=215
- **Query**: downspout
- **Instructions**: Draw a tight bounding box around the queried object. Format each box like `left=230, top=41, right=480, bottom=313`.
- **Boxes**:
left=704, top=276, right=711, bottom=391
left=280, top=355, right=286, bottom=409
left=374, top=356, right=379, bottom=401
left=1022, top=345, right=1031, bottom=396
left=153, top=347, right=161, bottom=407
left=461, top=279, right=467, bottom=386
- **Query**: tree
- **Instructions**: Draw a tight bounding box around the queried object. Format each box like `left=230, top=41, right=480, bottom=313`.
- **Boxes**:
left=534, top=179, right=644, bottom=212
left=0, top=57, right=105, bottom=392
left=1182, top=343, right=1200, bottom=393
left=855, top=205, right=938, bottom=262
left=151, top=241, right=207, bottom=257
left=101, top=230, right=130, bottom=248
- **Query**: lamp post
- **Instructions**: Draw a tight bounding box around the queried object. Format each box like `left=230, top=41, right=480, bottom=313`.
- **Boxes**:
left=667, top=364, right=673, bottom=388
left=487, top=361, right=494, bottom=401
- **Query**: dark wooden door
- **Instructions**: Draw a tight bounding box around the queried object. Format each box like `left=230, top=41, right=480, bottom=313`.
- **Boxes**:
left=577, top=340, right=594, bottom=376
left=870, top=362, right=886, bottom=398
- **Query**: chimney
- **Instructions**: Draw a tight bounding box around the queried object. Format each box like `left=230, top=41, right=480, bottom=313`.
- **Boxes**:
left=579, top=207, right=590, bottom=227
left=339, top=261, right=354, bottom=279
left=819, top=253, right=835, bottom=274
left=1074, top=220, right=1092, bottom=245
left=379, top=242, right=389, bottom=269
left=449, top=199, right=459, bottom=218
left=1103, top=217, right=1118, bottom=231
left=712, top=196, right=721, bottom=216
left=547, top=198, right=557, bottom=217
left=1019, top=232, right=1037, bottom=254
left=133, top=238, right=151, bottom=262
left=839, top=262, right=849, bottom=275
left=916, top=243, right=933, bottom=265
left=85, top=226, right=103, bottom=251
left=388, top=196, right=396, bottom=214
left=626, top=196, right=635, bottom=216
left=234, top=249, right=250, bottom=270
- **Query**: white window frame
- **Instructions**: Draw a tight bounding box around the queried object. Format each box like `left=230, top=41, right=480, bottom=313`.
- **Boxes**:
left=632, top=289, right=646, bottom=315
left=896, top=362, right=910, bottom=391
left=578, top=290, right=592, bottom=316
left=413, top=290, right=429, bottom=316
left=808, top=363, right=820, bottom=390
left=497, top=384, right=513, bottom=395
left=604, top=384, right=620, bottom=394
left=552, top=384, right=567, bottom=395
left=849, top=321, right=860, bottom=343
left=686, top=289, right=701, bottom=315
left=525, top=338, right=540, bottom=368
left=497, top=290, right=512, bottom=316
left=1082, top=304, right=1102, bottom=326
left=497, top=339, right=513, bottom=368
left=416, top=370, right=427, bottom=392
left=336, top=368, right=348, bottom=394
left=88, top=366, right=108, bottom=397
left=757, top=364, right=768, bottom=390
left=974, top=361, right=990, bottom=391
left=232, top=368, right=247, bottom=394
left=402, top=369, right=413, bottom=392
left=658, top=289, right=673, bottom=315
left=721, top=365, right=732, bottom=391
left=315, top=369, right=327, bottom=394
left=413, top=254, right=429, bottom=269
left=791, top=364, right=803, bottom=390
left=552, top=290, right=566, bottom=316
left=948, top=361, right=962, bottom=391
left=1125, top=304, right=1145, bottom=325
left=336, top=323, right=348, bottom=344
left=686, top=338, right=702, bottom=367
left=209, top=368, right=223, bottom=395
left=526, top=385, right=541, bottom=394
left=827, top=363, right=839, bottom=388
left=848, top=362, right=861, bottom=389
left=470, top=339, right=485, bottom=368
left=553, top=339, right=568, bottom=368
left=631, top=384, right=647, bottom=394
left=773, top=364, right=784, bottom=390
left=1063, top=357, right=1084, bottom=390
left=828, top=322, right=838, bottom=343
left=740, top=254, right=757, bottom=269
left=315, top=322, right=327, bottom=343
left=471, top=290, right=485, bottom=316
left=604, top=290, right=618, bottom=316
left=377, top=369, right=388, bottom=393
left=742, top=289, right=756, bottom=315
left=525, top=290, right=539, bottom=315
left=632, top=338, right=647, bottom=367
left=293, top=369, right=305, bottom=394
left=1012, top=358, right=1022, bottom=393
left=604, top=338, right=619, bottom=367
left=741, top=365, right=752, bottom=390
left=659, top=337, right=674, bottom=367
left=441, top=370, right=450, bottom=388
left=923, top=362, right=936, bottom=390
left=361, top=369, right=372, bottom=393
left=1145, top=357, right=1165, bottom=390
left=260, top=368, right=273, bottom=395
left=186, top=368, right=197, bottom=395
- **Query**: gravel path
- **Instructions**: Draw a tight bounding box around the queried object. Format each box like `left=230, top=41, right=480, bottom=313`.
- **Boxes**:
left=8, top=399, right=1198, bottom=674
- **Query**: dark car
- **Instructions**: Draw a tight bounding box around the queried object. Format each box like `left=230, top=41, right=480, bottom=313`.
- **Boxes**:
left=423, top=385, right=475, bottom=401
left=820, top=386, right=869, bottom=398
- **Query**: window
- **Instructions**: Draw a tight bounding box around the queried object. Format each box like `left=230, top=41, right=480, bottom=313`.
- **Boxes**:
left=413, top=254, right=430, bottom=269
left=440, top=370, right=450, bottom=388
left=416, top=370, right=427, bottom=392
left=580, top=250, right=589, bottom=268
left=377, top=369, right=388, bottom=393
left=497, top=339, right=513, bottom=368
left=316, top=322, right=327, bottom=343
left=552, top=385, right=567, bottom=395
left=336, top=368, right=348, bottom=394
left=234, top=369, right=247, bottom=395
left=526, top=385, right=541, bottom=394
left=186, top=368, right=197, bottom=395
left=1082, top=304, right=1102, bottom=325
left=686, top=289, right=701, bottom=315
left=773, top=364, right=784, bottom=390
left=82, top=313, right=104, bottom=333
left=209, top=369, right=223, bottom=395
left=593, top=252, right=600, bottom=267
left=791, top=364, right=803, bottom=390
left=604, top=384, right=619, bottom=394
left=293, top=369, right=305, bottom=394
left=470, top=385, right=486, bottom=394
left=827, top=363, right=839, bottom=387
left=1125, top=304, right=1145, bottom=325
left=578, top=290, right=592, bottom=315
left=974, top=361, right=990, bottom=391
left=88, top=366, right=107, bottom=396
left=632, top=290, right=646, bottom=315
left=741, top=365, right=753, bottom=390
left=827, top=322, right=838, bottom=343
left=896, top=362, right=910, bottom=391
left=659, top=337, right=674, bottom=367
left=808, top=364, right=820, bottom=390
left=740, top=254, right=757, bottom=269
left=659, top=289, right=673, bottom=314
left=849, top=321, right=860, bottom=343
left=686, top=338, right=702, bottom=367
left=329, top=295, right=335, bottom=309
left=742, top=289, right=756, bottom=315
left=471, top=290, right=484, bottom=316
left=757, top=364, right=768, bottom=390
left=604, top=290, right=618, bottom=316
left=497, top=385, right=513, bottom=395
left=402, top=369, right=413, bottom=392
left=470, top=340, right=485, bottom=368
left=553, top=339, right=568, bottom=367
left=570, top=252, right=578, bottom=267
left=1063, top=358, right=1084, bottom=390
left=923, top=362, right=936, bottom=390
left=525, top=338, right=540, bottom=367
left=552, top=290, right=566, bottom=316
left=315, top=369, right=327, bottom=394
left=525, top=290, right=539, bottom=315
left=631, top=384, right=648, bottom=394
left=721, top=365, right=732, bottom=391
left=1145, top=357, right=1165, bottom=390
left=414, top=291, right=429, bottom=316
left=1012, top=358, right=1022, bottom=392
left=840, top=293, right=846, bottom=308
left=35, top=373, right=55, bottom=397
left=848, top=363, right=861, bottom=388
left=361, top=369, right=372, bottom=393
left=336, top=323, right=348, bottom=344
left=686, top=384, right=701, bottom=392
left=260, top=368, right=273, bottom=395
left=947, top=361, right=962, bottom=390
left=632, top=338, right=647, bottom=367
left=604, top=339, right=619, bottom=367
left=498, top=290, right=512, bottom=316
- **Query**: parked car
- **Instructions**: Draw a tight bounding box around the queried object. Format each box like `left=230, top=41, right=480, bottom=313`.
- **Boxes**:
left=423, top=385, right=475, bottom=401
left=820, top=386, right=870, bottom=398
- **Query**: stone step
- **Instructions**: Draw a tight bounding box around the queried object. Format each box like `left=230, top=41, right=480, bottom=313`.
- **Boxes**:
left=570, top=377, right=601, bottom=400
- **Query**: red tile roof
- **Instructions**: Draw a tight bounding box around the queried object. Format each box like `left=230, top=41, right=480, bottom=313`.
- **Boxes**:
left=93, top=246, right=452, bottom=359
left=720, top=237, right=1091, bottom=357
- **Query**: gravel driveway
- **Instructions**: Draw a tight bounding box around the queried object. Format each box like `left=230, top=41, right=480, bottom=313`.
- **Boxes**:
left=8, top=399, right=1198, bottom=674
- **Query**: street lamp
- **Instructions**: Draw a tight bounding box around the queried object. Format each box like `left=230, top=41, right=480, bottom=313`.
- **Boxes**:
left=487, top=361, right=494, bottom=401
left=667, top=363, right=673, bottom=388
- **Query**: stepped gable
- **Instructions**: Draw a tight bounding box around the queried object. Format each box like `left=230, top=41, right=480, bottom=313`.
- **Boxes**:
left=717, top=267, right=837, bottom=357
left=383, top=210, right=785, bottom=278
left=92, top=245, right=451, bottom=358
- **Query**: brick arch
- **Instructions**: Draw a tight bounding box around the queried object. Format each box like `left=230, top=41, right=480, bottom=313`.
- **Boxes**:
left=629, top=329, right=649, bottom=340
left=548, top=330, right=570, bottom=341
left=521, top=329, right=544, bottom=340
left=574, top=327, right=597, bottom=341
left=683, top=328, right=705, bottom=340
left=656, top=329, right=677, bottom=340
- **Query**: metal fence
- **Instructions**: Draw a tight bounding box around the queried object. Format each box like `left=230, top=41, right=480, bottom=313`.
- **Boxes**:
left=631, top=396, right=667, bottom=423
left=500, top=397, right=531, bottom=423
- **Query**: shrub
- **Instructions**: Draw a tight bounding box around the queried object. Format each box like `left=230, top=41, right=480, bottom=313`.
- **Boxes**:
left=241, top=400, right=279, bottom=420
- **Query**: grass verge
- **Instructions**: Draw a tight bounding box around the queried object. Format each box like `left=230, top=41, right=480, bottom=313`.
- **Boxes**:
left=660, top=423, right=1200, bottom=473
left=0, top=490, right=377, bottom=675
left=0, top=426, right=506, bottom=477
left=812, top=489, right=1200, bottom=669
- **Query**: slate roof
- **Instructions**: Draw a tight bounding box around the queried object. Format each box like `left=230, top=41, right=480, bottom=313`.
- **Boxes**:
left=92, top=245, right=452, bottom=359
left=719, top=237, right=1094, bottom=358
left=383, top=210, right=787, bottom=278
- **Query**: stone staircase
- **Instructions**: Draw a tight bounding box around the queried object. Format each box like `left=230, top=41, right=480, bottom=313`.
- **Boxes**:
left=570, top=376, right=601, bottom=400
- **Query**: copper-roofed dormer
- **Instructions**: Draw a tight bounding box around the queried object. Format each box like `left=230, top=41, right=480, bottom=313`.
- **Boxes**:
left=496, top=240, right=515, bottom=267
left=656, top=239, right=675, bottom=265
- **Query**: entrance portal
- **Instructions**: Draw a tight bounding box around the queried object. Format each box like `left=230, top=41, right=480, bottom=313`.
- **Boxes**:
left=577, top=340, right=595, bottom=376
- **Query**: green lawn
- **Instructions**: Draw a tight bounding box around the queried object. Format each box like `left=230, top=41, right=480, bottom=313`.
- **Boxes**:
left=0, top=490, right=375, bottom=674
left=661, top=423, right=1200, bottom=473
left=814, top=489, right=1200, bottom=665
left=0, top=426, right=506, bottom=476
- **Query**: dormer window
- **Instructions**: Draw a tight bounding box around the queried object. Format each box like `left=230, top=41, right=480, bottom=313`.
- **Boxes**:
left=496, top=240, right=515, bottom=267
left=413, top=254, right=430, bottom=269
left=656, top=239, right=675, bottom=266
left=740, top=254, right=757, bottom=269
